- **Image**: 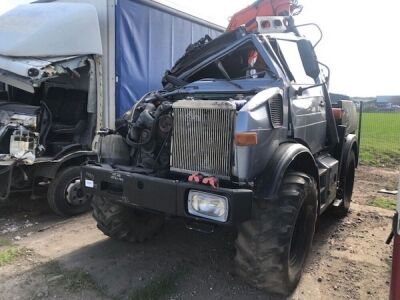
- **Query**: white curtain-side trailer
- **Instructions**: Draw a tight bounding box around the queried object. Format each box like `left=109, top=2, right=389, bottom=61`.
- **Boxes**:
left=0, top=0, right=223, bottom=216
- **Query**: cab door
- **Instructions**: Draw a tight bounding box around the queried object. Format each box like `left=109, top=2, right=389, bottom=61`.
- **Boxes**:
left=276, top=39, right=327, bottom=154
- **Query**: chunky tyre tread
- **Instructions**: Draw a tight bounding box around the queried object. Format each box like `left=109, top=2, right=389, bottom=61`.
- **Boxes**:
left=235, top=172, right=317, bottom=296
left=92, top=196, right=164, bottom=243
left=47, top=189, right=63, bottom=217
left=47, top=166, right=91, bottom=217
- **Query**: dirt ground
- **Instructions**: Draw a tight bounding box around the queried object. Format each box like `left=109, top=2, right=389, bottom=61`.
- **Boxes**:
left=0, top=166, right=398, bottom=300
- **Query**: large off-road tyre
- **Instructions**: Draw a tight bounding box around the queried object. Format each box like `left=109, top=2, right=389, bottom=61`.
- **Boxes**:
left=331, top=151, right=356, bottom=216
left=235, top=171, right=318, bottom=296
left=92, top=196, right=165, bottom=242
left=47, top=166, right=92, bottom=217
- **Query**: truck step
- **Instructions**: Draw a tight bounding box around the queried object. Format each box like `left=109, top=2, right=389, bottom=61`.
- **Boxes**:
left=185, top=221, right=215, bottom=234
left=332, top=199, right=343, bottom=207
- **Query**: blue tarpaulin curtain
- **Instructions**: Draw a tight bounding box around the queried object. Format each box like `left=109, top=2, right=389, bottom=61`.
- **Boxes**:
left=115, top=0, right=222, bottom=117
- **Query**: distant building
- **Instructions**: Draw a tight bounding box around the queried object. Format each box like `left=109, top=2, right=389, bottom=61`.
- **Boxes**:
left=376, top=96, right=400, bottom=109
left=377, top=96, right=400, bottom=104
left=350, top=97, right=376, bottom=110
left=329, top=93, right=350, bottom=104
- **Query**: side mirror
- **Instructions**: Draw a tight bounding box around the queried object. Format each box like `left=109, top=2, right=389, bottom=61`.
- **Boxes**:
left=297, top=39, right=320, bottom=80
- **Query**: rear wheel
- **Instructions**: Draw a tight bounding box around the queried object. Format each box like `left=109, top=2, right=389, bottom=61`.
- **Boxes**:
left=92, top=196, right=165, bottom=242
left=47, top=166, right=92, bottom=217
left=235, top=171, right=318, bottom=296
left=331, top=151, right=356, bottom=216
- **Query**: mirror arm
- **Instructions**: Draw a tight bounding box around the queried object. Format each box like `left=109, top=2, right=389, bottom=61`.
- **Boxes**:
left=293, top=23, right=324, bottom=49
left=296, top=82, right=325, bottom=96
left=318, top=61, right=331, bottom=85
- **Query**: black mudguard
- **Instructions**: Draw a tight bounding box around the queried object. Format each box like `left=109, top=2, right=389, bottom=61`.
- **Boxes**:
left=255, top=143, right=319, bottom=201
left=340, top=134, right=358, bottom=174
left=33, top=151, right=97, bottom=179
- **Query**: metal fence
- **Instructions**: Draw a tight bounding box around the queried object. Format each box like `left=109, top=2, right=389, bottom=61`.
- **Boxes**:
left=358, top=102, right=400, bottom=168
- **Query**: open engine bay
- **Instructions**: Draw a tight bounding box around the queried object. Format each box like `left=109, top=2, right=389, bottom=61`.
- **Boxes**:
left=0, top=101, right=47, bottom=164
left=0, top=55, right=97, bottom=201
left=109, top=94, right=249, bottom=180
left=0, top=57, right=95, bottom=167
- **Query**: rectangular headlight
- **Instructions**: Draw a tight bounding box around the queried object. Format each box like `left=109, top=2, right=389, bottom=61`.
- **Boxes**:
left=188, top=190, right=229, bottom=222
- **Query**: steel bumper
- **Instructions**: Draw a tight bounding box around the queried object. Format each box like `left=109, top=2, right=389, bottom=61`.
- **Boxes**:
left=81, top=164, right=253, bottom=225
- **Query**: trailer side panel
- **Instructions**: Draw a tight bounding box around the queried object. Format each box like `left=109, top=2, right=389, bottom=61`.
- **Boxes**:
left=115, top=0, right=223, bottom=117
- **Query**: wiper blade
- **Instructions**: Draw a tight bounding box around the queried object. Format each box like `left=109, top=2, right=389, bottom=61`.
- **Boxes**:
left=197, top=78, right=243, bottom=90
left=164, top=74, right=188, bottom=87
left=236, top=70, right=267, bottom=80
left=215, top=60, right=243, bottom=89
left=216, top=60, right=231, bottom=81
left=236, top=67, right=277, bottom=80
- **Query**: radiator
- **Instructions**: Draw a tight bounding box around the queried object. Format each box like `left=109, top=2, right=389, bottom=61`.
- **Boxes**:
left=171, top=100, right=236, bottom=177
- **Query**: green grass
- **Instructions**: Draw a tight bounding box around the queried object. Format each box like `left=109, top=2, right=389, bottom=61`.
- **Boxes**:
left=368, top=197, right=397, bottom=210
left=0, top=238, right=12, bottom=247
left=65, top=270, right=99, bottom=292
left=128, top=269, right=185, bottom=300
left=44, top=261, right=186, bottom=300
left=44, top=261, right=100, bottom=293
left=359, top=112, right=400, bottom=167
left=0, top=247, right=27, bottom=266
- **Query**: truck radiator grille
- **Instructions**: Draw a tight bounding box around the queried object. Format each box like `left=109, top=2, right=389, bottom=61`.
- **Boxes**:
left=268, top=95, right=283, bottom=128
left=171, top=100, right=236, bottom=177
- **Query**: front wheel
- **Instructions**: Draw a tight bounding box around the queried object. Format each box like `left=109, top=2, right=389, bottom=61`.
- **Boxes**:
left=92, top=196, right=165, bottom=242
left=47, top=166, right=92, bottom=217
left=235, top=171, right=318, bottom=296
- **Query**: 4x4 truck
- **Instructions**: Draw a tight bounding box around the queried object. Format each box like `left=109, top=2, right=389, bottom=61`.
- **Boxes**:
left=81, top=16, right=359, bottom=296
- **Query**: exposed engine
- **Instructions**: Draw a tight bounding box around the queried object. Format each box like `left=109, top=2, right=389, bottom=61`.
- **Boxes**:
left=0, top=102, right=42, bottom=163
left=103, top=95, right=250, bottom=179
left=124, top=99, right=173, bottom=177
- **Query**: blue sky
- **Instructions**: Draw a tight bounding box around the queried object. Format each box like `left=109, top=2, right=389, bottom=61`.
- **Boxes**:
left=1, top=0, right=399, bottom=97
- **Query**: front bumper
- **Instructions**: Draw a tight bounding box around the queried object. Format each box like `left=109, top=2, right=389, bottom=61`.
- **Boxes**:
left=81, top=164, right=253, bottom=225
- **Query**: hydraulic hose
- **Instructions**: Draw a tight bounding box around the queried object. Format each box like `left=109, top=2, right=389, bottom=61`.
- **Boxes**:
left=0, top=152, right=29, bottom=202
left=0, top=163, right=14, bottom=202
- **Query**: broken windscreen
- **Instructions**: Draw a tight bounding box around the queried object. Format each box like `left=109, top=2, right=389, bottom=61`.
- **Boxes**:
left=187, top=42, right=273, bottom=82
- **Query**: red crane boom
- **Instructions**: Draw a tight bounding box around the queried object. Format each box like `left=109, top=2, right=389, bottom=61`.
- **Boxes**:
left=227, top=0, right=302, bottom=32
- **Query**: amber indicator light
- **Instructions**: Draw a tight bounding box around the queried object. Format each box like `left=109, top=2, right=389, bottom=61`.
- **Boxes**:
left=235, top=132, right=258, bottom=146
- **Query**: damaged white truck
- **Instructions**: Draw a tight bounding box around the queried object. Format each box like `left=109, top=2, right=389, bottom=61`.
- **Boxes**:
left=0, top=0, right=222, bottom=216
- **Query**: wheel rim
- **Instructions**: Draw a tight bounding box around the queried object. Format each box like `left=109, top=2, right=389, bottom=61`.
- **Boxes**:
left=65, top=178, right=89, bottom=207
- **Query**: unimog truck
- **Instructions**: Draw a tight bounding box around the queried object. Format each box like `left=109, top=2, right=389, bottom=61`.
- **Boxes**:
left=81, top=17, right=359, bottom=295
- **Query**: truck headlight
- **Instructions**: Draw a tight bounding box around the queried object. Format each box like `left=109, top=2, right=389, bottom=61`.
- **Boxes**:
left=188, top=191, right=229, bottom=222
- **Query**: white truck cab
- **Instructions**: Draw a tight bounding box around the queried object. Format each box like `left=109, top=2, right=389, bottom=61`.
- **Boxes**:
left=0, top=0, right=223, bottom=216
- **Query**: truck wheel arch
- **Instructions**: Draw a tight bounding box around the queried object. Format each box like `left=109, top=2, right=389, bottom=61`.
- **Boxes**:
left=56, top=155, right=95, bottom=176
left=341, top=134, right=359, bottom=171
left=34, top=152, right=97, bottom=179
left=256, top=143, right=320, bottom=207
